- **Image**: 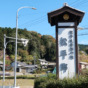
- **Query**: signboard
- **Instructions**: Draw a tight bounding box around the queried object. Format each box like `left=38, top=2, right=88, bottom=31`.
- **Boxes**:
left=58, top=22, right=76, bottom=79
left=48, top=4, right=84, bottom=79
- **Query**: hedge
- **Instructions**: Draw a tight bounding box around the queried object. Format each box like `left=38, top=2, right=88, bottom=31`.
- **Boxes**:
left=34, top=73, right=88, bottom=88
left=0, top=75, right=35, bottom=79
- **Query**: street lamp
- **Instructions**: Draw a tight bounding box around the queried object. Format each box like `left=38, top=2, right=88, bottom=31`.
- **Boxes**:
left=77, top=27, right=84, bottom=30
left=14, top=6, right=36, bottom=88
left=77, top=27, right=88, bottom=36
left=3, top=34, right=28, bottom=83
left=20, top=38, right=29, bottom=47
left=77, top=27, right=88, bottom=30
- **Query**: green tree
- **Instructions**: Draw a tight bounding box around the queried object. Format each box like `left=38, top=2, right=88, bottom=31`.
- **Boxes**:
left=10, top=55, right=15, bottom=62
left=84, top=48, right=88, bottom=54
left=40, top=45, right=46, bottom=58
left=6, top=43, right=15, bottom=55
left=0, top=27, right=56, bottom=63
left=41, top=35, right=56, bottom=61
left=28, top=32, right=41, bottom=59
left=26, top=55, right=33, bottom=64
left=5, top=59, right=11, bottom=66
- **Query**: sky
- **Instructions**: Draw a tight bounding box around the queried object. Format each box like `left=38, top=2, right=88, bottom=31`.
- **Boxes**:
left=0, top=0, right=88, bottom=44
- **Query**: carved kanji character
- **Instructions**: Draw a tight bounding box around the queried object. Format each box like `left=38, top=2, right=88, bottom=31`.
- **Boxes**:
left=60, top=50, right=67, bottom=59
left=60, top=37, right=67, bottom=46
left=60, top=63, right=68, bottom=73
left=69, top=55, right=73, bottom=60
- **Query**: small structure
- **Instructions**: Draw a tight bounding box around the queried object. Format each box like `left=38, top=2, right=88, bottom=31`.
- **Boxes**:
left=11, top=61, right=38, bottom=74
left=39, top=59, right=56, bottom=69
left=48, top=62, right=56, bottom=68
left=39, top=59, right=48, bottom=68
left=79, top=62, right=88, bottom=70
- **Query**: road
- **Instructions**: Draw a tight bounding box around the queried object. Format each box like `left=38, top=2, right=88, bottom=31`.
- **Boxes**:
left=0, top=86, right=34, bottom=88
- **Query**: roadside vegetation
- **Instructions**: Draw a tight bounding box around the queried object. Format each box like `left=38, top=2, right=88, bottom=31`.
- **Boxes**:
left=34, top=69, right=88, bottom=88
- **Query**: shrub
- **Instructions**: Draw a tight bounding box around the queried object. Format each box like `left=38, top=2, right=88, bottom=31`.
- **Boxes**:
left=80, top=69, right=88, bottom=76
left=47, top=73, right=56, bottom=79
left=34, top=74, right=88, bottom=88
left=0, top=75, right=35, bottom=79
left=34, top=77, right=47, bottom=88
left=34, top=74, right=56, bottom=88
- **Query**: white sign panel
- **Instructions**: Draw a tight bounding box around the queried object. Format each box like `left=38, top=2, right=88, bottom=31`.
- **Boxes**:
left=58, top=22, right=76, bottom=79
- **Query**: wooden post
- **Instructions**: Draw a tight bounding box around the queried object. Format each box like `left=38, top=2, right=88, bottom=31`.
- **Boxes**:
left=56, top=23, right=59, bottom=79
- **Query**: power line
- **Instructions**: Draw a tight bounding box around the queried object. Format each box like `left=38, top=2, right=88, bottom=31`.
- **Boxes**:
left=17, top=1, right=88, bottom=31
left=78, top=33, right=88, bottom=36
left=19, top=14, right=46, bottom=27
left=70, top=0, right=82, bottom=6
left=78, top=27, right=88, bottom=30
left=72, top=0, right=88, bottom=7
left=69, top=0, right=88, bottom=12
left=20, top=17, right=47, bottom=28
left=78, top=27, right=88, bottom=36
left=27, top=18, right=47, bottom=28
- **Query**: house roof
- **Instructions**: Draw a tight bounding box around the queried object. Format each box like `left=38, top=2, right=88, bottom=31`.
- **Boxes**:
left=79, top=62, right=88, bottom=65
left=48, top=3, right=85, bottom=26
left=11, top=61, right=27, bottom=67
left=12, top=61, right=38, bottom=68
left=48, top=62, right=56, bottom=66
left=23, top=65, right=38, bottom=68
left=17, top=61, right=27, bottom=66
left=39, top=59, right=48, bottom=62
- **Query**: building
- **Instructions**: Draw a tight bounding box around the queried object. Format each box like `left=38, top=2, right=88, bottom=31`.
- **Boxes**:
left=79, top=62, right=88, bottom=70
left=39, top=59, right=48, bottom=68
left=11, top=61, right=38, bottom=74
left=48, top=62, right=56, bottom=68
left=39, top=59, right=56, bottom=69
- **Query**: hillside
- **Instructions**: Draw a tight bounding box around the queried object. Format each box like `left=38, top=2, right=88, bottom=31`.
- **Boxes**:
left=0, top=27, right=56, bottom=65
left=79, top=44, right=88, bottom=63
left=79, top=44, right=88, bottom=51
left=0, top=27, right=88, bottom=65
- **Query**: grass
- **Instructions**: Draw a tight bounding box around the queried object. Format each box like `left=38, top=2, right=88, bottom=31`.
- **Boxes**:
left=0, top=79, right=34, bottom=86
left=0, top=72, right=46, bottom=87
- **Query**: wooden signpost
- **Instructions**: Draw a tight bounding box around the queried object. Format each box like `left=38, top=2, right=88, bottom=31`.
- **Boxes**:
left=48, top=3, right=85, bottom=79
